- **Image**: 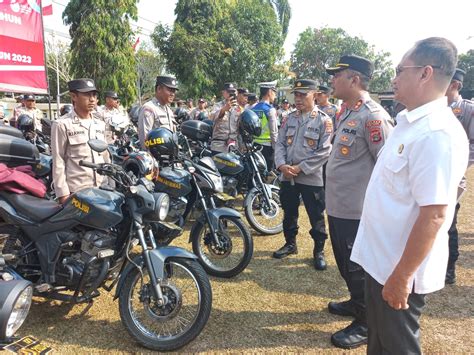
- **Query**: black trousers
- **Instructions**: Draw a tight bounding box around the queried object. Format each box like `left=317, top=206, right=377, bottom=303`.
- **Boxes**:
left=365, top=272, right=426, bottom=355
left=448, top=203, right=461, bottom=267
left=260, top=145, right=274, bottom=171
left=328, top=215, right=365, bottom=321
left=279, top=182, right=327, bottom=246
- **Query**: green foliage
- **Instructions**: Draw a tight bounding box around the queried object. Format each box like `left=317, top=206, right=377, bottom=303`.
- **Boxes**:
left=45, top=39, right=72, bottom=100
left=136, top=42, right=166, bottom=100
left=290, top=27, right=394, bottom=92
left=152, top=0, right=288, bottom=97
left=62, top=0, right=138, bottom=106
left=458, top=49, right=474, bottom=92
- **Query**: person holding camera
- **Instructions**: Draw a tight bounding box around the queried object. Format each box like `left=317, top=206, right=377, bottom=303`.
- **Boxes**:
left=210, top=83, right=240, bottom=154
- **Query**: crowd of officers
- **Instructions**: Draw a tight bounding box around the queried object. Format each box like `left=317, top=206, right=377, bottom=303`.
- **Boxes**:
left=1, top=51, right=472, bottom=351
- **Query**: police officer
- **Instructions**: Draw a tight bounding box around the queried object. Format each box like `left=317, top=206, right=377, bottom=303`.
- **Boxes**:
left=51, top=79, right=109, bottom=204
left=316, top=85, right=338, bottom=126
left=97, top=90, right=129, bottom=143
left=210, top=83, right=239, bottom=153
left=190, top=98, right=207, bottom=120
left=273, top=79, right=332, bottom=271
left=14, top=94, right=43, bottom=131
left=277, top=98, right=291, bottom=128
left=138, top=75, right=177, bottom=149
left=444, top=68, right=474, bottom=284
left=252, top=81, right=279, bottom=169
left=325, top=55, right=393, bottom=348
left=246, top=93, right=258, bottom=109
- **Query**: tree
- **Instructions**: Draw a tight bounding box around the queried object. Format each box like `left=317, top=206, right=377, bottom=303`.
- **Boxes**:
left=458, top=49, right=474, bottom=92
left=290, top=27, right=394, bottom=92
left=152, top=0, right=289, bottom=97
left=62, top=0, right=138, bottom=106
left=45, top=38, right=72, bottom=101
left=135, top=42, right=167, bottom=101
left=267, top=0, right=291, bottom=39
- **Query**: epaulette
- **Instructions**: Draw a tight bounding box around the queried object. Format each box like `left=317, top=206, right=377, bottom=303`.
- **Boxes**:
left=364, top=100, right=380, bottom=113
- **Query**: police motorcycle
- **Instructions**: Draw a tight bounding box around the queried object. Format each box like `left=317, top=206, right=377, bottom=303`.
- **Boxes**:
left=0, top=121, right=53, bottom=200
left=125, top=128, right=253, bottom=278
left=0, top=139, right=212, bottom=351
left=0, top=253, right=33, bottom=347
left=107, top=114, right=140, bottom=164
left=210, top=110, right=283, bottom=235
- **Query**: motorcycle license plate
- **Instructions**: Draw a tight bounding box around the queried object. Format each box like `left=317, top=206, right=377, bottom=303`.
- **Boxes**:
left=215, top=192, right=234, bottom=201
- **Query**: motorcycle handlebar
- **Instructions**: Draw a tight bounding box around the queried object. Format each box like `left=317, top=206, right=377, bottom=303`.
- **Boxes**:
left=79, top=160, right=101, bottom=169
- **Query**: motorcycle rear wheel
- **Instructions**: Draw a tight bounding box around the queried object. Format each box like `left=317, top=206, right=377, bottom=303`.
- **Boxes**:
left=118, top=258, right=212, bottom=351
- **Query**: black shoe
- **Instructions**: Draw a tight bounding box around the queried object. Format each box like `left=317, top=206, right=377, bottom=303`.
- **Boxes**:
left=328, top=300, right=357, bottom=318
left=313, top=251, right=327, bottom=270
left=445, top=267, right=456, bottom=284
left=331, top=320, right=368, bottom=349
left=273, top=243, right=297, bottom=259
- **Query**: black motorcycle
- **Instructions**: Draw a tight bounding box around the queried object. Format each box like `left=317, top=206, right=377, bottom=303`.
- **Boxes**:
left=0, top=139, right=212, bottom=351
left=129, top=128, right=253, bottom=279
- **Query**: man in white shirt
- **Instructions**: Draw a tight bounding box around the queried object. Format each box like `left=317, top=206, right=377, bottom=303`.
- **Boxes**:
left=351, top=37, right=469, bottom=354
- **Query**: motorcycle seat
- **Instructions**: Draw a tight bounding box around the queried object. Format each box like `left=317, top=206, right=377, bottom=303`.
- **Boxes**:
left=0, top=192, right=62, bottom=222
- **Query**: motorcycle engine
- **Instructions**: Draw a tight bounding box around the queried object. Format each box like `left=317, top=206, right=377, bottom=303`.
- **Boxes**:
left=57, top=231, right=115, bottom=287
left=166, top=197, right=187, bottom=222
left=223, top=176, right=238, bottom=197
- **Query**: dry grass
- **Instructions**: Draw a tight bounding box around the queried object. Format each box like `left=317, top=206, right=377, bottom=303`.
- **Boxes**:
left=18, top=169, right=474, bottom=353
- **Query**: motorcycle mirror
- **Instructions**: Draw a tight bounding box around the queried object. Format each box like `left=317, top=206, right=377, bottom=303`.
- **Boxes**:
left=88, top=139, right=108, bottom=153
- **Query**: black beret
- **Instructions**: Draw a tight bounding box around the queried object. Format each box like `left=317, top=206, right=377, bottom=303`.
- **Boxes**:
left=326, top=55, right=374, bottom=78
left=105, top=90, right=119, bottom=99
left=68, top=78, right=98, bottom=93
left=452, top=68, right=466, bottom=83
left=156, top=75, right=178, bottom=90
left=291, top=79, right=318, bottom=93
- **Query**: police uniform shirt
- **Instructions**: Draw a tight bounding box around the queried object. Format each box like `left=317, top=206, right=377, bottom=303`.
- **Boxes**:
left=351, top=97, right=468, bottom=294
left=450, top=96, right=474, bottom=165
left=318, top=103, right=338, bottom=126
left=138, top=97, right=175, bottom=149
left=51, top=111, right=108, bottom=198
left=210, top=99, right=239, bottom=152
left=325, top=93, right=394, bottom=219
left=274, top=106, right=333, bottom=187
left=97, top=105, right=129, bottom=143
left=16, top=107, right=43, bottom=131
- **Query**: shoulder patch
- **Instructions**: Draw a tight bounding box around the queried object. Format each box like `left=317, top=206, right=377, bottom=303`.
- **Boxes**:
left=143, top=108, right=154, bottom=119
left=364, top=100, right=381, bottom=113
left=325, top=119, right=333, bottom=134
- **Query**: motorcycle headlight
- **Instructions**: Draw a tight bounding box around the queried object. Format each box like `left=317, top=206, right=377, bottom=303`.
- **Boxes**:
left=208, top=173, right=223, bottom=193
left=0, top=279, right=33, bottom=341
left=153, top=193, right=170, bottom=221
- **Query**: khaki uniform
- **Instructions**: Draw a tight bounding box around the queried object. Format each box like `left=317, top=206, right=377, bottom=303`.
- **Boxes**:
left=14, top=107, right=43, bottom=131
left=326, top=93, right=393, bottom=219
left=51, top=111, right=108, bottom=198
left=138, top=97, right=176, bottom=149
left=451, top=96, right=474, bottom=165
left=97, top=105, right=129, bottom=143
left=210, top=100, right=241, bottom=153
left=275, top=106, right=333, bottom=186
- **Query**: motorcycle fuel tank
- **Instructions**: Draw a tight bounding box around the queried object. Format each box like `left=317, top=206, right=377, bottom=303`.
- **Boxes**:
left=154, top=167, right=192, bottom=198
left=50, top=188, right=125, bottom=230
left=213, top=152, right=244, bottom=175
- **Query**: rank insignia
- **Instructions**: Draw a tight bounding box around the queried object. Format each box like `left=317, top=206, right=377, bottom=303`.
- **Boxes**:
left=370, top=128, right=382, bottom=143
left=287, top=136, right=293, bottom=145
left=340, top=146, right=350, bottom=155
left=347, top=120, right=357, bottom=127
left=452, top=108, right=462, bottom=115
left=340, top=135, right=349, bottom=142
left=325, top=120, right=333, bottom=133
left=398, top=144, right=404, bottom=154
left=353, top=100, right=363, bottom=111
left=310, top=111, right=317, bottom=118
left=307, top=138, right=315, bottom=147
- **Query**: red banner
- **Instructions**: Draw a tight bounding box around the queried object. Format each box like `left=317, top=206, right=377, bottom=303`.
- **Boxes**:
left=0, top=0, right=48, bottom=94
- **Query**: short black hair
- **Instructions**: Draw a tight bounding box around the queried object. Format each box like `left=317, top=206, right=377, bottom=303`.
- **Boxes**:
left=347, top=69, right=370, bottom=90
left=260, top=87, right=271, bottom=97
left=409, top=37, right=457, bottom=85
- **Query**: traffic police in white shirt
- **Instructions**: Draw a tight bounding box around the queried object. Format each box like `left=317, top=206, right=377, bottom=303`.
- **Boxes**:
left=138, top=75, right=177, bottom=149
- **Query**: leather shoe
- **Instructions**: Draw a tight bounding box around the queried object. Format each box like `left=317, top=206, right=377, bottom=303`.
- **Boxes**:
left=331, top=320, right=368, bottom=349
left=273, top=243, right=297, bottom=259
left=313, top=251, right=327, bottom=270
left=328, top=300, right=357, bottom=318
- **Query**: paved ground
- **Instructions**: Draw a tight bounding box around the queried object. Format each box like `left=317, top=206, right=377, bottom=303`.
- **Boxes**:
left=17, top=169, right=474, bottom=353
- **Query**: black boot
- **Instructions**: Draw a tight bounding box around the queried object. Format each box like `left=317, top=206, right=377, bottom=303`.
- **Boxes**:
left=313, top=241, right=327, bottom=270
left=328, top=299, right=357, bottom=317
left=331, top=320, right=368, bottom=349
left=273, top=242, right=297, bottom=259
left=445, top=262, right=456, bottom=284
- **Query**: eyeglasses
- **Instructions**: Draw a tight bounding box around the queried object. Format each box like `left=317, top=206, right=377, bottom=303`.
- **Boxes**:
left=395, top=65, right=442, bottom=76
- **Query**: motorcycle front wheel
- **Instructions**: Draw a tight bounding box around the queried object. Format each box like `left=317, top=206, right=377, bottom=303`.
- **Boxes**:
left=244, top=187, right=283, bottom=235
left=118, top=258, right=212, bottom=351
left=191, top=215, right=253, bottom=278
